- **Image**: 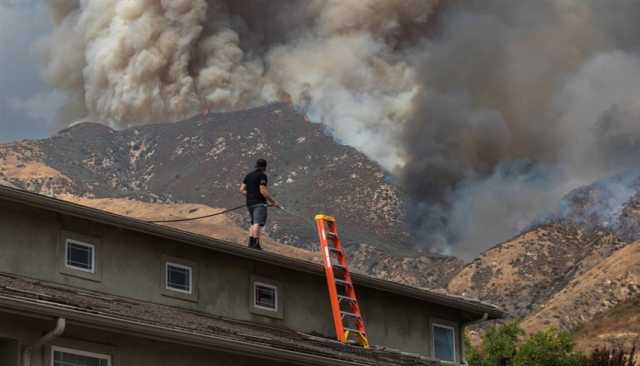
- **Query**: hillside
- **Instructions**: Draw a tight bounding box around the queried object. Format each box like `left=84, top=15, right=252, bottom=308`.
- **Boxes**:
left=447, top=175, right=640, bottom=351
left=550, top=172, right=640, bottom=242
left=448, top=224, right=626, bottom=317
left=1, top=103, right=411, bottom=254
left=0, top=103, right=465, bottom=289
left=573, top=297, right=640, bottom=353
left=522, top=242, right=640, bottom=337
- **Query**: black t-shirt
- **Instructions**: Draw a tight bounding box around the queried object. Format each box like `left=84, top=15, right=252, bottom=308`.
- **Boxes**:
left=243, top=169, right=268, bottom=206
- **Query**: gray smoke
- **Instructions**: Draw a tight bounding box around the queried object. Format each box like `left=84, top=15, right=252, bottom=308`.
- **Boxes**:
left=402, top=0, right=640, bottom=257
left=36, top=0, right=640, bottom=257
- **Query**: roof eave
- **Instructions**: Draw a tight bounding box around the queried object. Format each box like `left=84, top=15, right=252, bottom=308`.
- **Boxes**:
left=0, top=294, right=372, bottom=366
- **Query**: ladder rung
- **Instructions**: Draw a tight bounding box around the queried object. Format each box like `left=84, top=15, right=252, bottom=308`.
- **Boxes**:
left=326, top=231, right=338, bottom=239
left=328, top=247, right=343, bottom=255
left=334, top=279, right=352, bottom=287
left=333, top=263, right=347, bottom=270
left=337, top=295, right=357, bottom=303
left=344, top=327, right=366, bottom=335
left=341, top=311, right=360, bottom=318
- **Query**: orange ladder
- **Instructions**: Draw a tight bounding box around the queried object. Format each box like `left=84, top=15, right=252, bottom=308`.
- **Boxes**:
left=314, top=214, right=369, bottom=348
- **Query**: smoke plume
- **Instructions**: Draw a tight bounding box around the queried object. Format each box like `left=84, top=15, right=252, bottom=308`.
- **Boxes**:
left=38, top=0, right=640, bottom=257
left=39, top=0, right=437, bottom=168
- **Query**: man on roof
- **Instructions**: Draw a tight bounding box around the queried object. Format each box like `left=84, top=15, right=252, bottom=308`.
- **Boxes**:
left=240, top=159, right=280, bottom=250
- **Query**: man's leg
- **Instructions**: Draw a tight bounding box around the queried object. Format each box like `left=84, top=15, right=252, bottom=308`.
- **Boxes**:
left=253, top=225, right=262, bottom=250
left=252, top=205, right=267, bottom=250
left=248, top=224, right=261, bottom=249
left=248, top=207, right=258, bottom=248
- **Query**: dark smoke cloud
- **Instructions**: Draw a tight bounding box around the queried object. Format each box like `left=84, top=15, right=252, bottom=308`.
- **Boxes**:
left=402, top=0, right=640, bottom=256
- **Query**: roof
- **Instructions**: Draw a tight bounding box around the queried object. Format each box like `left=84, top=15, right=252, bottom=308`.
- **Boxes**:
left=0, top=185, right=505, bottom=319
left=0, top=272, right=440, bottom=366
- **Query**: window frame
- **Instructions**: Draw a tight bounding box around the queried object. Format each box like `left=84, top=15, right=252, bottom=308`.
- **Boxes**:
left=165, top=262, right=193, bottom=295
left=253, top=281, right=278, bottom=312
left=431, top=321, right=458, bottom=364
left=51, top=345, right=111, bottom=366
left=64, top=239, right=96, bottom=274
left=58, top=231, right=102, bottom=282
left=160, top=256, right=198, bottom=302
left=250, top=276, right=284, bottom=319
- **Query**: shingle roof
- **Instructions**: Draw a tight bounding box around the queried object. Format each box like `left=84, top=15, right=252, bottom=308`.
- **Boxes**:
left=0, top=272, right=440, bottom=366
left=0, top=185, right=505, bottom=319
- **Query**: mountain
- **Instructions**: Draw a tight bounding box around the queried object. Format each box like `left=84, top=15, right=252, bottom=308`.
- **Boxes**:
left=0, top=103, right=461, bottom=289
left=573, top=297, right=640, bottom=353
left=550, top=171, right=640, bottom=242
left=448, top=172, right=640, bottom=350
left=522, top=241, right=640, bottom=337
left=448, top=224, right=626, bottom=317
left=1, top=103, right=412, bottom=253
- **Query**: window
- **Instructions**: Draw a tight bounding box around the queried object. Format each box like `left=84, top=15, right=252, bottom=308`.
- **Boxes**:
left=254, top=282, right=278, bottom=311
left=52, top=346, right=110, bottom=366
left=166, top=262, right=192, bottom=294
left=65, top=239, right=95, bottom=273
left=0, top=338, right=18, bottom=365
left=250, top=277, right=283, bottom=319
left=433, top=323, right=456, bottom=363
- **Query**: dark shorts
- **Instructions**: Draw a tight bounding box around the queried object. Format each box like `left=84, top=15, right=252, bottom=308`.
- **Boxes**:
left=248, top=204, right=268, bottom=226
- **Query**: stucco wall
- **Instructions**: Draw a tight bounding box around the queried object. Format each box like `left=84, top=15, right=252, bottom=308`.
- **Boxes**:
left=0, top=312, right=294, bottom=366
left=0, top=199, right=464, bottom=360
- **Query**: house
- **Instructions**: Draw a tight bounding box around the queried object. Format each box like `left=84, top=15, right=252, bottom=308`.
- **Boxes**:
left=0, top=185, right=504, bottom=366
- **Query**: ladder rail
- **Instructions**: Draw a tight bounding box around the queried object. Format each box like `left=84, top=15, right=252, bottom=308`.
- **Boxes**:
left=315, top=214, right=369, bottom=348
left=315, top=217, right=346, bottom=342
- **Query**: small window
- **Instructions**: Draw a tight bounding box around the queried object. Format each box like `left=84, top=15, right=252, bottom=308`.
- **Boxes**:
left=254, top=282, right=278, bottom=311
left=52, top=346, right=110, bottom=366
left=65, top=239, right=95, bottom=273
left=433, top=324, right=456, bottom=363
left=166, top=262, right=192, bottom=294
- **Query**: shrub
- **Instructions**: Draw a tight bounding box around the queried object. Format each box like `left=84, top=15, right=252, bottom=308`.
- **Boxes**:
left=513, top=328, right=583, bottom=366
left=466, top=323, right=584, bottom=366
left=465, top=321, right=522, bottom=366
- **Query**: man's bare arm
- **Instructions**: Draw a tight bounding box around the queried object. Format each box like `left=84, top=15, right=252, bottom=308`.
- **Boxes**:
left=240, top=183, right=247, bottom=195
left=260, top=185, right=280, bottom=207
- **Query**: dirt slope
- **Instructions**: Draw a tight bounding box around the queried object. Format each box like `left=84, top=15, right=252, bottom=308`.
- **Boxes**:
left=0, top=142, right=70, bottom=194
left=522, top=242, right=640, bottom=338
left=573, top=298, right=640, bottom=353
left=448, top=224, right=626, bottom=317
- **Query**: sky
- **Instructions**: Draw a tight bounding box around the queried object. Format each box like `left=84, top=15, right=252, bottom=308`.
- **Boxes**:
left=0, top=0, right=58, bottom=143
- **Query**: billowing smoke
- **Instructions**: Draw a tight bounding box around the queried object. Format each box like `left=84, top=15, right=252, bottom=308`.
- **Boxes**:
left=402, top=1, right=640, bottom=256
left=38, top=0, right=438, bottom=168
left=37, top=0, right=640, bottom=257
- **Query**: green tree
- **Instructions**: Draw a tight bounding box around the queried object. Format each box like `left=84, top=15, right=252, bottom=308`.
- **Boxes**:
left=465, top=321, right=522, bottom=366
left=513, top=328, right=583, bottom=366
left=465, top=323, right=585, bottom=366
